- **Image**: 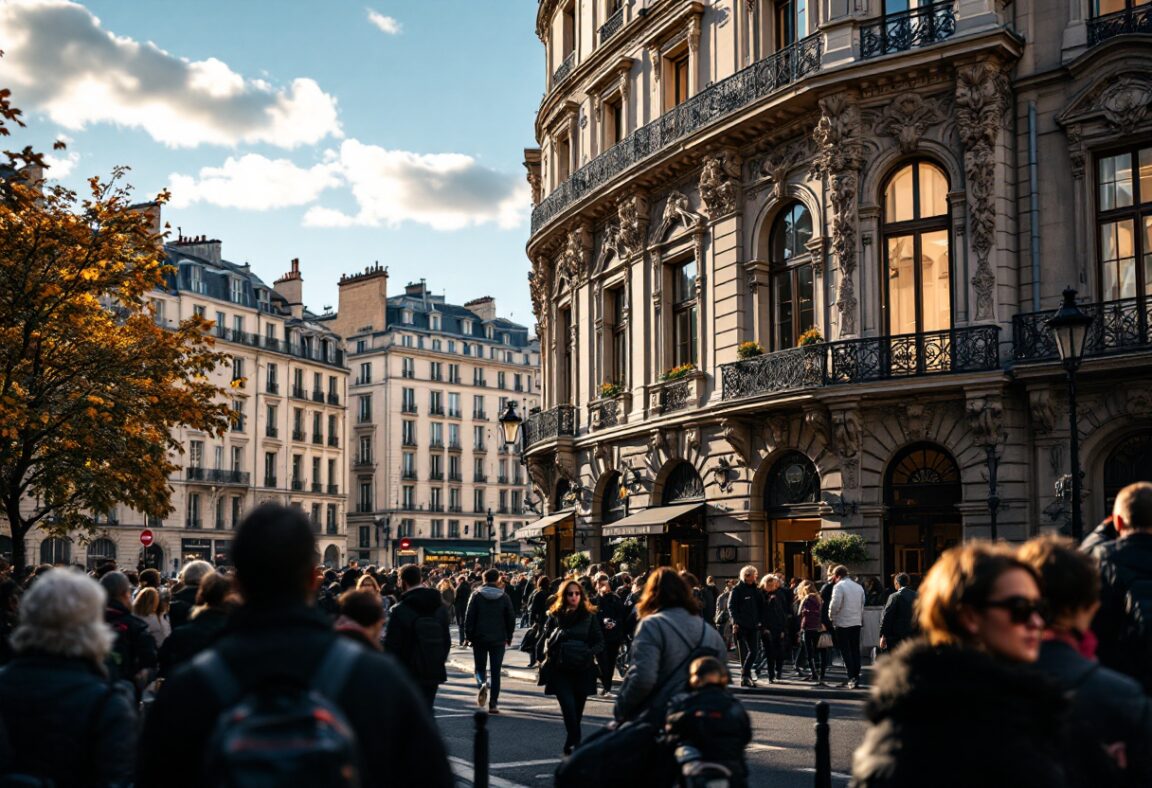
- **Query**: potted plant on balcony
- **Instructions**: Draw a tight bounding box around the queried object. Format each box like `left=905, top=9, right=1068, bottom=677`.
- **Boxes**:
left=660, top=362, right=698, bottom=381
left=737, top=341, right=764, bottom=359
left=810, top=532, right=869, bottom=570
left=798, top=326, right=824, bottom=346
left=600, top=381, right=623, bottom=398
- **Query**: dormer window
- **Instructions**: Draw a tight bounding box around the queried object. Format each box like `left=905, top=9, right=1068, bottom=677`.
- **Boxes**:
left=431, top=314, right=442, bottom=331
left=188, top=265, right=204, bottom=294
left=502, top=332, right=511, bottom=345
left=485, top=325, right=494, bottom=340
left=462, top=319, right=473, bottom=335
left=230, top=278, right=244, bottom=304
left=402, top=309, right=414, bottom=325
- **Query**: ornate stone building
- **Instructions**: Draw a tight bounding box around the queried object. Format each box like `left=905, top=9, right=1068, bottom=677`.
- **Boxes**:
left=520, top=0, right=1152, bottom=583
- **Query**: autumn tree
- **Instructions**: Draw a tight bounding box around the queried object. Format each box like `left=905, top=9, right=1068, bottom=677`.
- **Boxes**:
left=0, top=84, right=233, bottom=572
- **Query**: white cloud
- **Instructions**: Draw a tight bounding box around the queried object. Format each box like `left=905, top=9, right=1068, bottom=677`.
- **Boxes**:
left=167, top=154, right=342, bottom=210
left=0, top=0, right=342, bottom=148
left=366, top=10, right=401, bottom=35
left=44, top=150, right=80, bottom=178
left=304, top=140, right=529, bottom=231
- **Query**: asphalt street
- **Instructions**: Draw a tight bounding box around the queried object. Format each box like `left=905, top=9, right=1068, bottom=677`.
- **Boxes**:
left=435, top=630, right=869, bottom=787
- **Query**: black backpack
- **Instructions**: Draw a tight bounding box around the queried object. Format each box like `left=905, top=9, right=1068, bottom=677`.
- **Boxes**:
left=193, top=639, right=363, bottom=788
left=407, top=609, right=448, bottom=681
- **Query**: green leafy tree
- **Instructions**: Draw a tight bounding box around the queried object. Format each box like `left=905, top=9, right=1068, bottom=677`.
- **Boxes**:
left=810, top=532, right=870, bottom=568
left=611, top=537, right=645, bottom=569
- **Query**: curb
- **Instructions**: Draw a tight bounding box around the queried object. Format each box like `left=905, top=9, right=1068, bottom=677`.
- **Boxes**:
left=732, top=683, right=865, bottom=701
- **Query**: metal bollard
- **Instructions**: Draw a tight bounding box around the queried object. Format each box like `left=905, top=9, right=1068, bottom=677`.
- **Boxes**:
left=473, top=710, right=490, bottom=788
left=814, top=701, right=832, bottom=788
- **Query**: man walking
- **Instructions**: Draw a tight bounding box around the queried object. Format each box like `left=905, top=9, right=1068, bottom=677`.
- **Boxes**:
left=829, top=565, right=866, bottom=688
left=1093, top=481, right=1152, bottom=692
left=727, top=565, right=764, bottom=687
left=878, top=572, right=917, bottom=653
left=384, top=564, right=452, bottom=707
left=464, top=568, right=515, bottom=713
left=138, top=504, right=452, bottom=788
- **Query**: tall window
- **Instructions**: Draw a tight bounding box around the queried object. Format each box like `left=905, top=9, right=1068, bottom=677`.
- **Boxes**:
left=672, top=52, right=690, bottom=107
left=1092, top=0, right=1151, bottom=17
left=672, top=259, right=699, bottom=366
left=770, top=202, right=816, bottom=349
left=608, top=287, right=627, bottom=385
left=603, top=96, right=623, bottom=148
left=1097, top=145, right=1152, bottom=302
left=775, top=0, right=808, bottom=47
left=882, top=161, right=952, bottom=335
left=560, top=307, right=575, bottom=403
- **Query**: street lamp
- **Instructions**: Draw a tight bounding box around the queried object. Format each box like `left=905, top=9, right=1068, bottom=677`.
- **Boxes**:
left=498, top=400, right=523, bottom=447
left=1047, top=287, right=1094, bottom=542
left=486, top=508, right=496, bottom=568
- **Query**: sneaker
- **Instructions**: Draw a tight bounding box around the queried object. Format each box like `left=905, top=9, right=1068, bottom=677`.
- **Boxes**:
left=477, top=681, right=490, bottom=709
left=848, top=678, right=860, bottom=690
left=835, top=680, right=849, bottom=689
left=488, top=705, right=501, bottom=715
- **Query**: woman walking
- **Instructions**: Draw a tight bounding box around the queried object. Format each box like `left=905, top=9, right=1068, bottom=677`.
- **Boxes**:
left=539, top=579, right=603, bottom=755
left=796, top=580, right=827, bottom=684
left=591, top=573, right=626, bottom=695
left=758, top=574, right=787, bottom=683
left=852, top=542, right=1067, bottom=786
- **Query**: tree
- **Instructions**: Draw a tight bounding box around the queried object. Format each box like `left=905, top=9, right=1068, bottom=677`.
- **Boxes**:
left=0, top=106, right=233, bottom=571
left=810, top=532, right=870, bottom=568
left=610, top=537, right=644, bottom=570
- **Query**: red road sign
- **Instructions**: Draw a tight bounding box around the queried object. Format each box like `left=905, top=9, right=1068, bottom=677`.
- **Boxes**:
left=399, top=537, right=412, bottom=551
left=140, top=529, right=154, bottom=547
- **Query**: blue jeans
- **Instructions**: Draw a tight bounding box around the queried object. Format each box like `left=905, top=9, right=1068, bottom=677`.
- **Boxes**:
left=472, top=641, right=506, bottom=706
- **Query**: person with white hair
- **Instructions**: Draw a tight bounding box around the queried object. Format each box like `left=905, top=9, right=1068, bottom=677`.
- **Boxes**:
left=0, top=568, right=137, bottom=784
left=169, top=559, right=213, bottom=630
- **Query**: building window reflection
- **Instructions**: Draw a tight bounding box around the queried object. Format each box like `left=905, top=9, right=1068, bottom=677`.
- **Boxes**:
left=882, top=161, right=952, bottom=335
left=1096, top=145, right=1152, bottom=302
left=770, top=202, right=815, bottom=349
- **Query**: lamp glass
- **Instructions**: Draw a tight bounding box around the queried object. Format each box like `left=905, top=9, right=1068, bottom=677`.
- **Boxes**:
left=1047, top=288, right=1093, bottom=364
left=498, top=401, right=523, bottom=446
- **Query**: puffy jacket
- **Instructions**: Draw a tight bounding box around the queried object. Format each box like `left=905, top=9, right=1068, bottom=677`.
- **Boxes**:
left=830, top=577, right=866, bottom=628
left=727, top=581, right=763, bottom=629
left=464, top=585, right=515, bottom=645
left=539, top=609, right=603, bottom=696
left=384, top=586, right=452, bottom=685
left=0, top=654, right=137, bottom=786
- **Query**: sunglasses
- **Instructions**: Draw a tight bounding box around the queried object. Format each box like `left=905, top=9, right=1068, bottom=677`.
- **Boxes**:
left=565, top=590, right=583, bottom=597
left=977, top=596, right=1049, bottom=625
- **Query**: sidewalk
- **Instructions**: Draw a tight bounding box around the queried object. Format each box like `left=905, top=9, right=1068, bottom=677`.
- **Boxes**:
left=448, top=627, right=874, bottom=702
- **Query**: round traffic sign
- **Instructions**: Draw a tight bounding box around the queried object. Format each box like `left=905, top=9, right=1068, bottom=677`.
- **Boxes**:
left=140, top=529, right=154, bottom=547
left=399, top=537, right=412, bottom=551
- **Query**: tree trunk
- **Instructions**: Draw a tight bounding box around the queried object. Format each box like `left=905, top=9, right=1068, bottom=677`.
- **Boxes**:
left=9, top=518, right=28, bottom=575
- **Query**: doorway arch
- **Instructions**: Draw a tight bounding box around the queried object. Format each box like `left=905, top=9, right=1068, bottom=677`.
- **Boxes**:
left=40, top=537, right=71, bottom=565
left=86, top=538, right=117, bottom=571
left=883, top=442, right=961, bottom=583
left=765, top=451, right=821, bottom=581
left=323, top=544, right=341, bottom=568
left=1103, top=430, right=1152, bottom=514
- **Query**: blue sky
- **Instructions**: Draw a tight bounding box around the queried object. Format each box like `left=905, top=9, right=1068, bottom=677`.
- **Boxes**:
left=1, top=0, right=542, bottom=324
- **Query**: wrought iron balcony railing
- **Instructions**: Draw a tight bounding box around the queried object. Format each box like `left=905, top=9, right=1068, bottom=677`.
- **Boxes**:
left=721, top=326, right=1001, bottom=400
left=1013, top=296, right=1152, bottom=362
left=599, top=7, right=624, bottom=44
left=553, top=51, right=576, bottom=85
left=860, top=1, right=957, bottom=59
left=185, top=468, right=251, bottom=485
left=661, top=381, right=692, bottom=413
left=592, top=398, right=620, bottom=428
left=532, top=34, right=822, bottom=234
left=1088, top=4, right=1152, bottom=45
left=523, top=404, right=578, bottom=449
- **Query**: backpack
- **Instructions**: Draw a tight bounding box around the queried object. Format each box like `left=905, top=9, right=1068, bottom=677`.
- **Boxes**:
left=193, top=638, right=363, bottom=788
left=408, top=609, right=448, bottom=681
left=1122, top=577, right=1152, bottom=691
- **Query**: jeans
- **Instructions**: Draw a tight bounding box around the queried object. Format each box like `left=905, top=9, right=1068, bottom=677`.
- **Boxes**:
left=472, top=641, right=506, bottom=706
left=759, top=629, right=785, bottom=679
left=734, top=626, right=759, bottom=679
left=596, top=642, right=621, bottom=692
left=803, top=630, right=828, bottom=679
left=835, top=625, right=862, bottom=681
left=551, top=672, right=590, bottom=749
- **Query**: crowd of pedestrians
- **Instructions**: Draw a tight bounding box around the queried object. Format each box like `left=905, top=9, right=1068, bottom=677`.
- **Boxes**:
left=0, top=481, right=1148, bottom=784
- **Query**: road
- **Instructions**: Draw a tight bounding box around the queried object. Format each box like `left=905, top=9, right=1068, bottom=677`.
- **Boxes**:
left=434, top=639, right=869, bottom=787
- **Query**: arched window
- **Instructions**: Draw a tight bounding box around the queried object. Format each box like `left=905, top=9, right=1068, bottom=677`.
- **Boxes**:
left=770, top=202, right=815, bottom=349
left=882, top=161, right=952, bottom=335
left=87, top=538, right=117, bottom=571
left=40, top=537, right=71, bottom=565
left=766, top=451, right=820, bottom=507
left=323, top=544, right=341, bottom=568
left=1104, top=431, right=1152, bottom=511
left=662, top=462, right=705, bottom=505
left=884, top=442, right=961, bottom=579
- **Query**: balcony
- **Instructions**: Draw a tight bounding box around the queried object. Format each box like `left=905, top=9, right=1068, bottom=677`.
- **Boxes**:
left=497, top=475, right=508, bottom=484
left=291, top=479, right=305, bottom=491
left=448, top=441, right=462, bottom=451
left=311, top=482, right=322, bottom=493
left=401, top=403, right=418, bottom=414
left=185, top=468, right=250, bottom=485
left=448, top=410, right=462, bottom=419
left=402, top=470, right=418, bottom=480
left=474, top=443, right=487, bottom=453
left=266, top=426, right=279, bottom=439
left=328, top=436, right=339, bottom=447
left=449, top=505, right=463, bottom=513
left=428, top=504, right=445, bottom=513
left=591, top=397, right=620, bottom=429
left=1013, top=297, right=1152, bottom=363
left=312, top=390, right=325, bottom=403
left=266, top=381, right=280, bottom=395
left=599, top=6, right=624, bottom=44
left=720, top=326, right=1002, bottom=401
left=429, top=440, right=444, bottom=449
left=474, top=474, right=487, bottom=483
left=1088, top=4, right=1152, bottom=46
left=473, top=410, right=487, bottom=420
left=402, top=436, right=417, bottom=447
left=860, top=1, right=956, bottom=59
left=475, top=378, right=488, bottom=388
left=264, top=475, right=277, bottom=488
left=448, top=473, right=462, bottom=482
left=552, top=51, right=575, bottom=85
left=429, top=471, right=444, bottom=481
left=354, top=458, right=376, bottom=469
left=531, top=34, right=822, bottom=234
left=327, top=484, right=339, bottom=495
left=291, top=386, right=307, bottom=399
left=523, top=404, right=578, bottom=449
left=312, top=434, right=323, bottom=445
left=292, top=429, right=306, bottom=441
left=356, top=503, right=374, bottom=514
left=429, top=405, right=445, bottom=416
left=327, top=393, right=341, bottom=405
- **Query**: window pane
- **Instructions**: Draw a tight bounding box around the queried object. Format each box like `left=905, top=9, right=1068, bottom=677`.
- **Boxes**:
left=919, top=163, right=949, bottom=218
left=1140, top=148, right=1152, bottom=205
left=1099, top=153, right=1134, bottom=211
left=675, top=260, right=697, bottom=302
left=1146, top=217, right=1152, bottom=297
left=1100, top=219, right=1136, bottom=300
left=773, top=270, right=794, bottom=349
left=920, top=230, right=951, bottom=331
left=885, top=165, right=915, bottom=223
left=888, top=235, right=917, bottom=334
left=798, top=264, right=815, bottom=336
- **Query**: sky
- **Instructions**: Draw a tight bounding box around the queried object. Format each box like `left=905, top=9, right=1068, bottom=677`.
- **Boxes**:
left=0, top=0, right=544, bottom=325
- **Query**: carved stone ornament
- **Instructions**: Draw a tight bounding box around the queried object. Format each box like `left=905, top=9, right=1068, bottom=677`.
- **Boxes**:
left=764, top=413, right=790, bottom=450
left=758, top=139, right=811, bottom=201
left=652, top=190, right=704, bottom=241
left=841, top=457, right=860, bottom=490
left=896, top=402, right=932, bottom=442
left=1029, top=389, right=1055, bottom=434
left=698, top=152, right=741, bottom=218
left=596, top=221, right=623, bottom=273
left=811, top=94, right=865, bottom=335
left=649, top=45, right=662, bottom=83
left=831, top=409, right=862, bottom=459
left=874, top=93, right=947, bottom=154
left=526, top=172, right=542, bottom=206
left=803, top=405, right=831, bottom=452
left=1124, top=385, right=1152, bottom=417
left=648, top=428, right=666, bottom=455
left=721, top=418, right=752, bottom=467
left=558, top=225, right=591, bottom=285
left=713, top=456, right=734, bottom=493
left=529, top=255, right=554, bottom=331
left=955, top=62, right=1011, bottom=322
left=1100, top=77, right=1152, bottom=134
left=685, top=426, right=701, bottom=453
left=527, top=456, right=552, bottom=499
left=617, top=193, right=648, bottom=258
left=966, top=394, right=1004, bottom=447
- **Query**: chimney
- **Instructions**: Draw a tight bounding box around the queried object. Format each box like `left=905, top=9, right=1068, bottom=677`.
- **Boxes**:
left=170, top=232, right=222, bottom=264
left=464, top=295, right=497, bottom=323
left=332, top=262, right=389, bottom=339
left=273, top=258, right=305, bottom=319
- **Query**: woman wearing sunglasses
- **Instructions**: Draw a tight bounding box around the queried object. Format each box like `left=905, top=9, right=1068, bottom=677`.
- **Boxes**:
left=539, top=579, right=604, bottom=755
left=852, top=542, right=1069, bottom=787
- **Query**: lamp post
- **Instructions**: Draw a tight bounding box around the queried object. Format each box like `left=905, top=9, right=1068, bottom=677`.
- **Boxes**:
left=374, top=514, right=391, bottom=569
left=1047, top=287, right=1094, bottom=542
left=486, top=508, right=495, bottom=569
left=498, top=400, right=523, bottom=448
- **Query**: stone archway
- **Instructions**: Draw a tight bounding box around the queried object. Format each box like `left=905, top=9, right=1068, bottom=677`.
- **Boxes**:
left=883, top=442, right=962, bottom=583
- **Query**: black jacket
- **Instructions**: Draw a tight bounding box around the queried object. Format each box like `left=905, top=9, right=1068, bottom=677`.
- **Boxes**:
left=593, top=591, right=627, bottom=645
left=1035, top=639, right=1152, bottom=786
left=465, top=585, right=515, bottom=645
left=384, top=586, right=451, bottom=685
left=1080, top=518, right=1118, bottom=554
left=0, top=654, right=137, bottom=786
left=137, top=604, right=452, bottom=788
left=167, top=585, right=199, bottom=630
left=1093, top=531, right=1152, bottom=690
left=851, top=640, right=1068, bottom=787
left=878, top=588, right=917, bottom=643
left=539, top=609, right=603, bottom=696
left=104, top=600, right=157, bottom=684
left=665, top=685, right=752, bottom=788
left=157, top=607, right=229, bottom=678
left=529, top=587, right=553, bottom=628
left=727, top=581, right=763, bottom=629
left=760, top=588, right=788, bottom=632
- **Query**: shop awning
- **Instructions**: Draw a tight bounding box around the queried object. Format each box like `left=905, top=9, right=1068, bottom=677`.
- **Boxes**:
left=407, top=539, right=492, bottom=558
left=601, top=503, right=705, bottom=537
left=514, top=510, right=574, bottom=540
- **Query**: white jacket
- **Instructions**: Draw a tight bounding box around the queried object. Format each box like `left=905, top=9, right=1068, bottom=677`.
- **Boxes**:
left=829, top=577, right=866, bottom=628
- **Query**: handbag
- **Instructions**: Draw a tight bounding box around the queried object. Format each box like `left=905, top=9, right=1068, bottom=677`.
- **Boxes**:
left=817, top=631, right=834, bottom=650
left=518, top=625, right=539, bottom=654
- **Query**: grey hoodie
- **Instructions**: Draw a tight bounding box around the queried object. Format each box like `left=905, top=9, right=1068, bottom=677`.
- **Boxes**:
left=464, top=584, right=515, bottom=645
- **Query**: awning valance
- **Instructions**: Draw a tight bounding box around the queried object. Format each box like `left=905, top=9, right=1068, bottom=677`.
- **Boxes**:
left=601, top=503, right=704, bottom=537
left=514, top=510, right=574, bottom=540
left=423, top=545, right=491, bottom=558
